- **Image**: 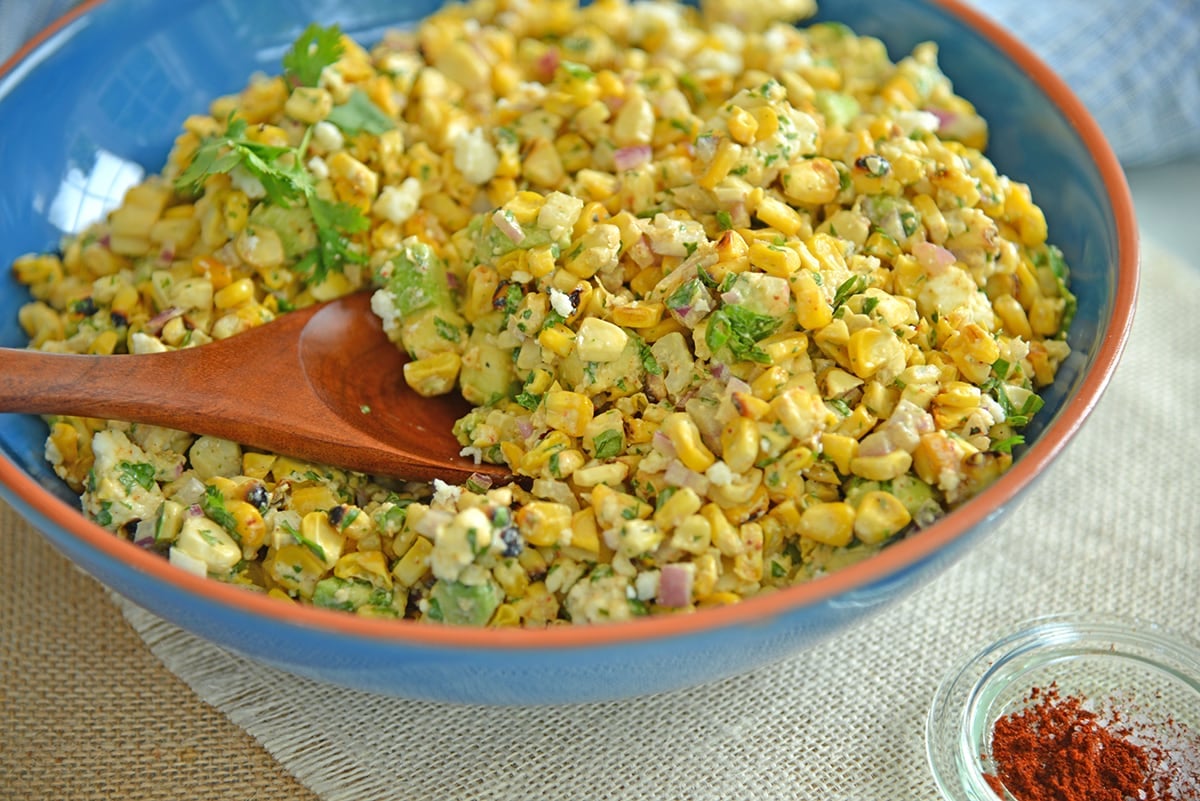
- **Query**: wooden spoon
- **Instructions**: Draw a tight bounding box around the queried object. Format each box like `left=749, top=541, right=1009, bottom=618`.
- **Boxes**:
left=0, top=291, right=510, bottom=484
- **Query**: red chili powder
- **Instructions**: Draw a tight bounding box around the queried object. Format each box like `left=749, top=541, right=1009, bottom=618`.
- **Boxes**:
left=983, top=683, right=1199, bottom=801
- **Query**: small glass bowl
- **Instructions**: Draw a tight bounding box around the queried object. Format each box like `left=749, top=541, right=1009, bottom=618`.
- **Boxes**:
left=926, top=613, right=1200, bottom=801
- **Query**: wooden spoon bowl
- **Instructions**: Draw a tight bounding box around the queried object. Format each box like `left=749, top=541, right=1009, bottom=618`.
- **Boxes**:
left=0, top=291, right=509, bottom=484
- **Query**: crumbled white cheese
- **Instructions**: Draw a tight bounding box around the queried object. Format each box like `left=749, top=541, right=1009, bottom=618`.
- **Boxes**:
left=549, top=287, right=576, bottom=318
left=431, top=478, right=464, bottom=509
left=312, top=120, right=344, bottom=152
left=373, top=177, right=422, bottom=225
left=229, top=165, right=266, bottom=200
left=453, top=127, right=499, bottom=185
left=306, top=155, right=330, bottom=180
left=634, top=570, right=660, bottom=601
left=705, top=461, right=734, bottom=487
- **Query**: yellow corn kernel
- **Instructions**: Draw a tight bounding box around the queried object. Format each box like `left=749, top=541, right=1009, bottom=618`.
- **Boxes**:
left=574, top=317, right=628, bottom=362
left=770, top=387, right=830, bottom=440
left=242, top=452, right=277, bottom=480
left=402, top=351, right=462, bottom=397
left=212, top=277, right=255, bottom=310
left=754, top=195, right=807, bottom=237
left=912, top=193, right=948, bottom=244
left=265, top=543, right=325, bottom=598
left=225, top=499, right=266, bottom=556
left=284, top=86, right=333, bottom=124
left=653, top=487, right=703, bottom=530
left=836, top=404, right=878, bottom=439
left=521, top=431, right=572, bottom=474
left=612, top=93, right=654, bottom=147
left=749, top=241, right=801, bottom=278
left=328, top=151, right=379, bottom=212
left=750, top=365, right=790, bottom=400
left=820, top=432, right=858, bottom=475
left=727, top=106, right=759, bottom=145
left=564, top=508, right=601, bottom=556
left=543, top=390, right=594, bottom=438
left=289, top=484, right=340, bottom=516
left=699, top=138, right=743, bottom=190
left=850, top=449, right=913, bottom=482
left=463, top=266, right=500, bottom=323
left=86, top=330, right=121, bottom=355
left=720, top=416, right=760, bottom=473
left=537, top=324, right=576, bottom=359
left=522, top=137, right=566, bottom=188
left=334, top=550, right=394, bottom=590
left=937, top=381, right=982, bottom=408
left=847, top=326, right=904, bottom=380
left=994, top=293, right=1033, bottom=339
left=789, top=270, right=834, bottom=330
left=516, top=501, right=573, bottom=548
left=392, top=535, right=433, bottom=587
left=782, top=157, right=842, bottom=206
left=662, top=412, right=716, bottom=473
left=611, top=301, right=664, bottom=328
left=798, top=501, right=856, bottom=546
left=1029, top=296, right=1066, bottom=338
left=853, top=490, right=912, bottom=545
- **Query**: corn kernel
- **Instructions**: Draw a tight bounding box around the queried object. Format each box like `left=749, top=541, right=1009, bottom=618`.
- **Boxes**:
left=798, top=501, right=856, bottom=546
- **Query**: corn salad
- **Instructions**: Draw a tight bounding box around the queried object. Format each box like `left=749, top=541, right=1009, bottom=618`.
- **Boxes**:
left=11, top=0, right=1076, bottom=626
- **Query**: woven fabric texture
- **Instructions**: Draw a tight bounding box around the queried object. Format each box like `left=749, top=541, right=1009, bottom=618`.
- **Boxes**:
left=3, top=238, right=1196, bottom=800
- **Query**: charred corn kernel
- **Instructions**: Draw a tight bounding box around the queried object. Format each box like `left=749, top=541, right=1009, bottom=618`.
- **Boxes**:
left=720, top=416, right=760, bottom=473
left=402, top=351, right=462, bottom=397
left=662, top=412, right=716, bottom=472
left=853, top=490, right=912, bottom=544
left=782, top=157, right=842, bottom=205
left=850, top=449, right=913, bottom=482
left=575, top=317, right=628, bottom=362
left=730, top=392, right=770, bottom=421
left=755, top=195, right=808, bottom=237
left=771, top=387, right=829, bottom=440
left=464, top=266, right=501, bottom=322
left=86, top=330, right=121, bottom=355
left=798, top=501, right=855, bottom=546
left=847, top=327, right=904, bottom=379
left=225, top=499, right=266, bottom=555
left=538, top=323, right=577, bottom=358
left=1029, top=296, right=1065, bottom=337
left=544, top=390, right=594, bottom=437
left=392, top=535, right=433, bottom=588
left=516, top=501, right=573, bottom=547
left=727, top=106, right=759, bottom=144
left=611, top=301, right=664, bottom=328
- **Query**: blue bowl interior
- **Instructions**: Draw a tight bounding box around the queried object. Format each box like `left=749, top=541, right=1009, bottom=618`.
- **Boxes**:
left=1, top=1, right=1118, bottom=580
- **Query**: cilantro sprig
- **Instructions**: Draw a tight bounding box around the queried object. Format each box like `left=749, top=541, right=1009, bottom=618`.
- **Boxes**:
left=283, top=23, right=344, bottom=87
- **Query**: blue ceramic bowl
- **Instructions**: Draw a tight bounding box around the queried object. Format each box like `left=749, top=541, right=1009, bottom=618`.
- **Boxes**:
left=0, top=0, right=1136, bottom=704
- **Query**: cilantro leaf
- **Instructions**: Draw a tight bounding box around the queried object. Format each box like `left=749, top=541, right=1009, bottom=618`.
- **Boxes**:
left=175, top=117, right=311, bottom=208
left=832, top=274, right=868, bottom=309
left=284, top=23, right=344, bottom=87
left=117, top=460, right=156, bottom=494
left=326, top=88, right=396, bottom=135
left=295, top=195, right=369, bottom=284
left=592, top=429, right=623, bottom=460
left=201, top=485, right=240, bottom=540
left=705, top=305, right=781, bottom=364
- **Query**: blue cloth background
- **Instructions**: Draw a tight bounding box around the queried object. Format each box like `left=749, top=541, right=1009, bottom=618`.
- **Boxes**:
left=2, top=0, right=1198, bottom=165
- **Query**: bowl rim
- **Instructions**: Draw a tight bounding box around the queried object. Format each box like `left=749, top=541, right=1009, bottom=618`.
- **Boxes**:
left=0, top=0, right=1139, bottom=650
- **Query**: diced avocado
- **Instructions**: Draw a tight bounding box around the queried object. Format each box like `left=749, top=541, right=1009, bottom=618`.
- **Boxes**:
left=426, top=579, right=502, bottom=626
left=459, top=326, right=518, bottom=407
left=384, top=239, right=454, bottom=318
left=814, top=89, right=860, bottom=129
left=313, top=576, right=391, bottom=612
left=248, top=203, right=318, bottom=260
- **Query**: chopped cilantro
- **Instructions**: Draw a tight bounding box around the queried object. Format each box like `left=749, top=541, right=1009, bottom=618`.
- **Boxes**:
left=201, top=485, right=240, bottom=540
left=280, top=519, right=327, bottom=563
left=991, top=435, right=1024, bottom=454
left=592, top=429, right=623, bottom=460
left=434, top=317, right=461, bottom=342
left=283, top=23, right=344, bottom=87
left=705, top=305, right=781, bottom=364
left=636, top=335, right=662, bottom=376
left=715, top=209, right=733, bottom=230
left=326, top=88, right=396, bottom=135
left=832, top=274, right=868, bottom=309
left=116, top=460, right=156, bottom=494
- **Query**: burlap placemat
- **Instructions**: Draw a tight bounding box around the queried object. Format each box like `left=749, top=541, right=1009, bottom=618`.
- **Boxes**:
left=3, top=236, right=1198, bottom=800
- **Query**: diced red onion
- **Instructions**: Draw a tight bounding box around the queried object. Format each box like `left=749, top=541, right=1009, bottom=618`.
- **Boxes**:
left=720, top=289, right=743, bottom=305
left=857, top=430, right=898, bottom=458
left=187, top=503, right=205, bottom=517
left=173, top=476, right=207, bottom=507
left=158, top=245, right=176, bottom=264
left=467, top=472, right=494, bottom=491
left=912, top=240, right=956, bottom=273
left=657, top=563, right=694, bottom=608
left=133, top=518, right=157, bottom=547
left=652, top=431, right=677, bottom=459
left=613, top=144, right=652, bottom=171
left=537, top=49, right=560, bottom=81
left=492, top=209, right=525, bottom=244
left=923, top=107, right=956, bottom=130
left=663, top=459, right=708, bottom=493
left=726, top=376, right=752, bottom=398
left=710, top=362, right=729, bottom=381
left=145, top=307, right=184, bottom=335
left=517, top=420, right=535, bottom=439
